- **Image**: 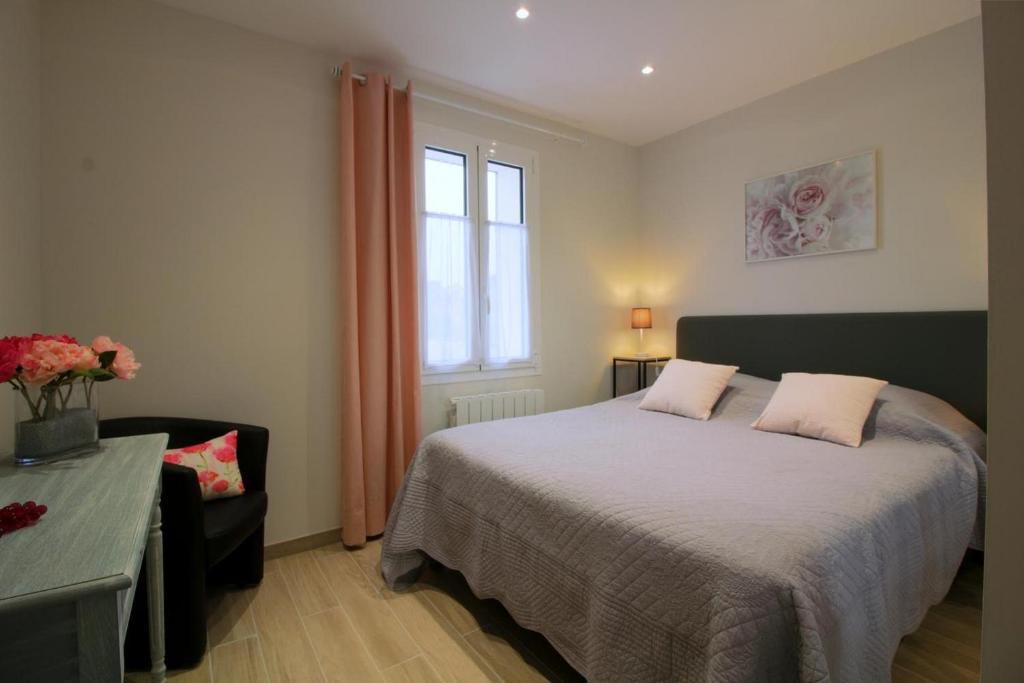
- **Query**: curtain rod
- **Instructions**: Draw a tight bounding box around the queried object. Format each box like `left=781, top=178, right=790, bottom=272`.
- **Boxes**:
left=331, top=66, right=586, bottom=145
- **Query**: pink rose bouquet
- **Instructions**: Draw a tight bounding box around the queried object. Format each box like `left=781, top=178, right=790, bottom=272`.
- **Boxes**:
left=2, top=333, right=140, bottom=421
left=91, top=336, right=140, bottom=380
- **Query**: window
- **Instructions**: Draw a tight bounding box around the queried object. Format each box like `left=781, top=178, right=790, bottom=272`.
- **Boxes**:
left=416, top=124, right=539, bottom=383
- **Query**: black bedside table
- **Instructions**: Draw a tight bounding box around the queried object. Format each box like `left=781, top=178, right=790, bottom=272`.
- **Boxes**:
left=612, top=355, right=671, bottom=397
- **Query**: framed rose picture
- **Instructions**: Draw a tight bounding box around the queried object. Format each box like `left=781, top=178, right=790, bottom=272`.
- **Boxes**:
left=745, top=150, right=877, bottom=262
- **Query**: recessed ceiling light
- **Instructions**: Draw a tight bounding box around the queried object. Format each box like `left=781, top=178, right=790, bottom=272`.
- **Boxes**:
left=641, top=65, right=654, bottom=76
left=516, top=7, right=530, bottom=19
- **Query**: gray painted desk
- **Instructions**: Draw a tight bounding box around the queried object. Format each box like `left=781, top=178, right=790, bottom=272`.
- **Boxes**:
left=0, top=434, right=168, bottom=682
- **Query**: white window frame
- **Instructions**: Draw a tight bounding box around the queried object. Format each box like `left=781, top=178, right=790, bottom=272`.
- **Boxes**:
left=415, top=123, right=542, bottom=385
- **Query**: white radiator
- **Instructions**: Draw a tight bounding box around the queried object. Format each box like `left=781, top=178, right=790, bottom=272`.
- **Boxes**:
left=450, top=389, right=545, bottom=427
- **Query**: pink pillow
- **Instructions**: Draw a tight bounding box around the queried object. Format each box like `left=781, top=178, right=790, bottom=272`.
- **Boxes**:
left=638, top=358, right=739, bottom=420
left=163, top=430, right=246, bottom=500
left=752, top=373, right=888, bottom=447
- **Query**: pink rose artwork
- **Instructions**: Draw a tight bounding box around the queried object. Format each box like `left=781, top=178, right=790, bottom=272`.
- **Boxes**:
left=745, top=151, right=876, bottom=262
left=751, top=205, right=802, bottom=258
left=789, top=178, right=829, bottom=218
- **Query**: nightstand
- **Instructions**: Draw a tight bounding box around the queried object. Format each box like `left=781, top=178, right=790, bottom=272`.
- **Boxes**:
left=612, top=355, right=671, bottom=397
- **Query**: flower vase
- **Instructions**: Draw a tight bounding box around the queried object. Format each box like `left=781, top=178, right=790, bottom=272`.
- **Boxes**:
left=14, top=381, right=100, bottom=465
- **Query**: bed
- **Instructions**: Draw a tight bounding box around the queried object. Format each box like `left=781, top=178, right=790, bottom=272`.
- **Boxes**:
left=381, top=311, right=987, bottom=682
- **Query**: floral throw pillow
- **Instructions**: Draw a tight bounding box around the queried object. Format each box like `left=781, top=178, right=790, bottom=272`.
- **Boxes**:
left=163, top=430, right=245, bottom=501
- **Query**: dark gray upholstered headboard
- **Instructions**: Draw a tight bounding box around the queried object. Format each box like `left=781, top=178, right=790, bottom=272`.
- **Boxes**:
left=676, top=311, right=987, bottom=429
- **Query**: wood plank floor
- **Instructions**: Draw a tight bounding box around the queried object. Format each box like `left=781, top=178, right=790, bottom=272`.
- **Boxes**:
left=127, top=543, right=983, bottom=682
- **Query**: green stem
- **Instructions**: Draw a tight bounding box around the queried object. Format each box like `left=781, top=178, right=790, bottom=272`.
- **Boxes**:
left=10, top=379, right=41, bottom=421
left=40, top=385, right=56, bottom=419
left=32, top=387, right=46, bottom=419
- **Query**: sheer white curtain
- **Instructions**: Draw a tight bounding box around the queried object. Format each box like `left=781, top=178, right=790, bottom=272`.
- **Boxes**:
left=423, top=212, right=477, bottom=367
left=486, top=220, right=530, bottom=363
left=418, top=135, right=535, bottom=375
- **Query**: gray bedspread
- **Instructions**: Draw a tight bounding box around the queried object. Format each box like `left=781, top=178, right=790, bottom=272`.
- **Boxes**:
left=381, top=374, right=986, bottom=682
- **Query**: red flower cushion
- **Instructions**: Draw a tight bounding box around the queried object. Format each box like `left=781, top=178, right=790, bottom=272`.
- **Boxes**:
left=163, top=430, right=245, bottom=501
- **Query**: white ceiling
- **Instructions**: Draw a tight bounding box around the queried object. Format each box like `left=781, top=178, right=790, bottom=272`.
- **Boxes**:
left=154, top=0, right=980, bottom=146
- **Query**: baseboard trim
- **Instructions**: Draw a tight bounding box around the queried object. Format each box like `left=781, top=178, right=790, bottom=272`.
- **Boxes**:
left=265, top=527, right=341, bottom=560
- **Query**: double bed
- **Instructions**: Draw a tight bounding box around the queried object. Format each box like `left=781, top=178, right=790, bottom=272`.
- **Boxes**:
left=381, top=312, right=987, bottom=682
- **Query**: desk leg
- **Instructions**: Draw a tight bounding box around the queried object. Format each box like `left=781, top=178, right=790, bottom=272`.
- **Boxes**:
left=147, top=489, right=166, bottom=683
left=612, top=360, right=617, bottom=398
left=636, top=362, right=641, bottom=391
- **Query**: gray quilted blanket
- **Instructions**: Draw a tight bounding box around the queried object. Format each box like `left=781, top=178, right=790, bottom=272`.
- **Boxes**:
left=381, top=375, right=986, bottom=682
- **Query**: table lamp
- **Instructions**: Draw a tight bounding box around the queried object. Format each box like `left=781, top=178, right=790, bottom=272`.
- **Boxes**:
left=631, top=307, right=652, bottom=357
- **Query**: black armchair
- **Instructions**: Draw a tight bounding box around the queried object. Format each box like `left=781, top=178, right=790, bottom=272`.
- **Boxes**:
left=99, top=417, right=270, bottom=670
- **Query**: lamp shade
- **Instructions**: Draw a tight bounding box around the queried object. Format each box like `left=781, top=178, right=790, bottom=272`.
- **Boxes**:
left=631, top=307, right=652, bottom=329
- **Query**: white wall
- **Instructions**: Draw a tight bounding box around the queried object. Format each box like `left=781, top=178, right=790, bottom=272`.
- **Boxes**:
left=39, top=0, right=640, bottom=543
left=40, top=0, right=338, bottom=545
left=0, top=0, right=43, bottom=453
left=980, top=1, right=1024, bottom=679
left=637, top=19, right=987, bottom=355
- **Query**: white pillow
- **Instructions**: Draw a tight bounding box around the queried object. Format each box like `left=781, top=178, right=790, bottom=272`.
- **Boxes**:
left=638, top=359, right=739, bottom=420
left=751, top=373, right=888, bottom=447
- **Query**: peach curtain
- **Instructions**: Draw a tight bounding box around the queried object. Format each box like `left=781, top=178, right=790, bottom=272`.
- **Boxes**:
left=338, top=63, right=421, bottom=547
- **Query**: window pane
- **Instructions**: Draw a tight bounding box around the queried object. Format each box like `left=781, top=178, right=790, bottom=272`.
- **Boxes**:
left=423, top=214, right=476, bottom=367
left=486, top=161, right=523, bottom=224
left=487, top=221, right=530, bottom=362
left=425, top=147, right=466, bottom=216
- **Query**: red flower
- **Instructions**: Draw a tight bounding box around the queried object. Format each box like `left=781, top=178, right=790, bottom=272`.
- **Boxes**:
left=224, top=431, right=238, bottom=449
left=0, top=334, right=83, bottom=383
left=214, top=446, right=236, bottom=463
left=212, top=479, right=229, bottom=494
left=183, top=442, right=209, bottom=453
left=163, top=452, right=183, bottom=464
left=0, top=336, right=31, bottom=383
left=197, top=470, right=218, bottom=484
left=30, top=333, right=78, bottom=344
